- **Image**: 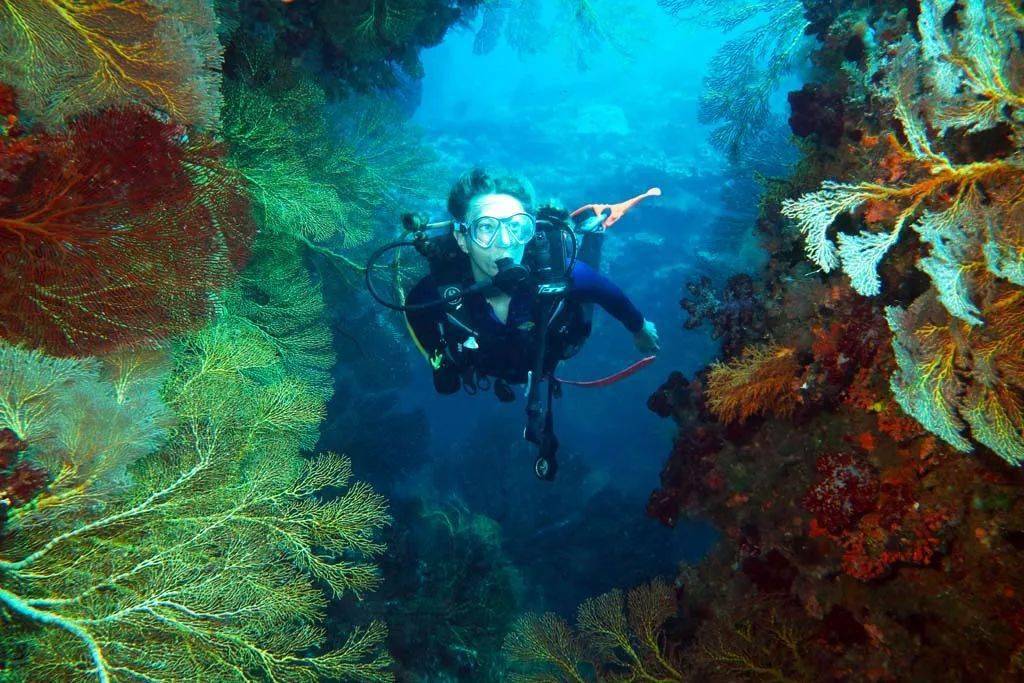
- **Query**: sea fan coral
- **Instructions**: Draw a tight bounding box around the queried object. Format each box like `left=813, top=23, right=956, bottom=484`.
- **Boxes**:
left=219, top=238, right=336, bottom=400
left=887, top=288, right=1024, bottom=465
left=706, top=344, right=800, bottom=424
left=0, top=105, right=253, bottom=356
left=0, top=318, right=391, bottom=680
left=504, top=577, right=683, bottom=681
left=781, top=2, right=1024, bottom=305
left=780, top=0, right=1024, bottom=465
left=0, top=0, right=223, bottom=129
left=659, top=0, right=811, bottom=159
left=0, top=342, right=171, bottom=519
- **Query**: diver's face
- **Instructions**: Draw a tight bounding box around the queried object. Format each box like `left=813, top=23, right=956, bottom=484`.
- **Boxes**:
left=455, top=193, right=529, bottom=281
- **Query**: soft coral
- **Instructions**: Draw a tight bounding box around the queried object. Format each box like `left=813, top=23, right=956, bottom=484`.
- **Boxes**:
left=0, top=103, right=254, bottom=356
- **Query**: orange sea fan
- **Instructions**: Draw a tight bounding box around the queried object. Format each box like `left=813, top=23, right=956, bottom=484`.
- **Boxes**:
left=0, top=106, right=254, bottom=356
left=706, top=343, right=800, bottom=424
left=0, top=0, right=223, bottom=129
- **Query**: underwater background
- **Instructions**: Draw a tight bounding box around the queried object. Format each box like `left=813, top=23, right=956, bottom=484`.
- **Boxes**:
left=1, top=0, right=1022, bottom=681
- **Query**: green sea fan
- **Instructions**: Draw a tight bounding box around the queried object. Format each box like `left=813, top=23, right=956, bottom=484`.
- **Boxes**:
left=325, top=95, right=442, bottom=248
left=504, top=578, right=684, bottom=682
left=659, top=0, right=810, bottom=160
left=885, top=305, right=973, bottom=453
left=219, top=238, right=336, bottom=401
left=782, top=0, right=1024, bottom=311
left=886, top=291, right=1024, bottom=466
left=782, top=1, right=1024, bottom=466
left=221, top=79, right=348, bottom=242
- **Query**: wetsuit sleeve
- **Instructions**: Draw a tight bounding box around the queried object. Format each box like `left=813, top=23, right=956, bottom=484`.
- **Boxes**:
left=568, top=260, right=645, bottom=334
left=403, top=277, right=461, bottom=394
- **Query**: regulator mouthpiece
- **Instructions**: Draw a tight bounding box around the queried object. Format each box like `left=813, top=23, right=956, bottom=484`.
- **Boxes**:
left=492, top=257, right=530, bottom=294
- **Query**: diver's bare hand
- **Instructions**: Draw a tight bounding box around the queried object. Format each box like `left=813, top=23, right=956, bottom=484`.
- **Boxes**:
left=634, top=319, right=660, bottom=355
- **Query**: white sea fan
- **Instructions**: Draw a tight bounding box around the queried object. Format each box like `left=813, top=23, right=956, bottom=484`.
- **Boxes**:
left=837, top=227, right=902, bottom=296
left=918, top=0, right=962, bottom=99
left=781, top=181, right=872, bottom=273
left=884, top=306, right=973, bottom=453
left=912, top=200, right=986, bottom=325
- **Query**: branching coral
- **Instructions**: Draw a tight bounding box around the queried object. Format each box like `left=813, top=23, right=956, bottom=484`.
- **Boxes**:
left=0, top=105, right=254, bottom=356
left=503, top=578, right=683, bottom=682
left=693, top=599, right=812, bottom=682
left=0, top=319, right=392, bottom=681
left=706, top=344, right=800, bottom=424
left=0, top=0, right=223, bottom=129
left=659, top=0, right=810, bottom=159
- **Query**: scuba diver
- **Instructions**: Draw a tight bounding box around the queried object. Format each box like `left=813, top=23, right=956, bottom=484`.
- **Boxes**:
left=365, top=167, right=660, bottom=480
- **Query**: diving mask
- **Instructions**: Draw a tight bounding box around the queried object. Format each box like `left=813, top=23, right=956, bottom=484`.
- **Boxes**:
left=458, top=212, right=536, bottom=249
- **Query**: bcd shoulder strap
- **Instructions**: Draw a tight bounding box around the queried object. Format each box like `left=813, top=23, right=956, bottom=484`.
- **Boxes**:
left=435, top=283, right=479, bottom=364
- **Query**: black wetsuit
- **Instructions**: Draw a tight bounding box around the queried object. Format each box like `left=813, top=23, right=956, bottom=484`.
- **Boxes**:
left=404, top=238, right=644, bottom=394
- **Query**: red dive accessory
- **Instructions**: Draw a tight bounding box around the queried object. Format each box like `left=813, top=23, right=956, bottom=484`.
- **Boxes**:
left=555, top=355, right=656, bottom=388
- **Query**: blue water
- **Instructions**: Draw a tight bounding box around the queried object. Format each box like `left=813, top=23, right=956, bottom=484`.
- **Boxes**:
left=324, top=0, right=801, bottom=633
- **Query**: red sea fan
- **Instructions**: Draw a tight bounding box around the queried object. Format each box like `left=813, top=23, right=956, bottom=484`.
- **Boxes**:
left=0, top=105, right=253, bottom=356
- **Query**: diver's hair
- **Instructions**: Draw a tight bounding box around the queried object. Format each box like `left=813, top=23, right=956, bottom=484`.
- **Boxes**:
left=446, top=167, right=537, bottom=222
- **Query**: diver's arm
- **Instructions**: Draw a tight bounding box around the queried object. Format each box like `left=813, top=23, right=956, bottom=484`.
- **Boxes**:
left=568, top=261, right=645, bottom=333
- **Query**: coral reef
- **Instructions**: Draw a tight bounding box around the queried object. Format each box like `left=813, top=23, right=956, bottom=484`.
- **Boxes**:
left=780, top=0, right=1024, bottom=460
left=0, top=0, right=424, bottom=676
left=627, top=1, right=1024, bottom=680
left=681, top=273, right=768, bottom=359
